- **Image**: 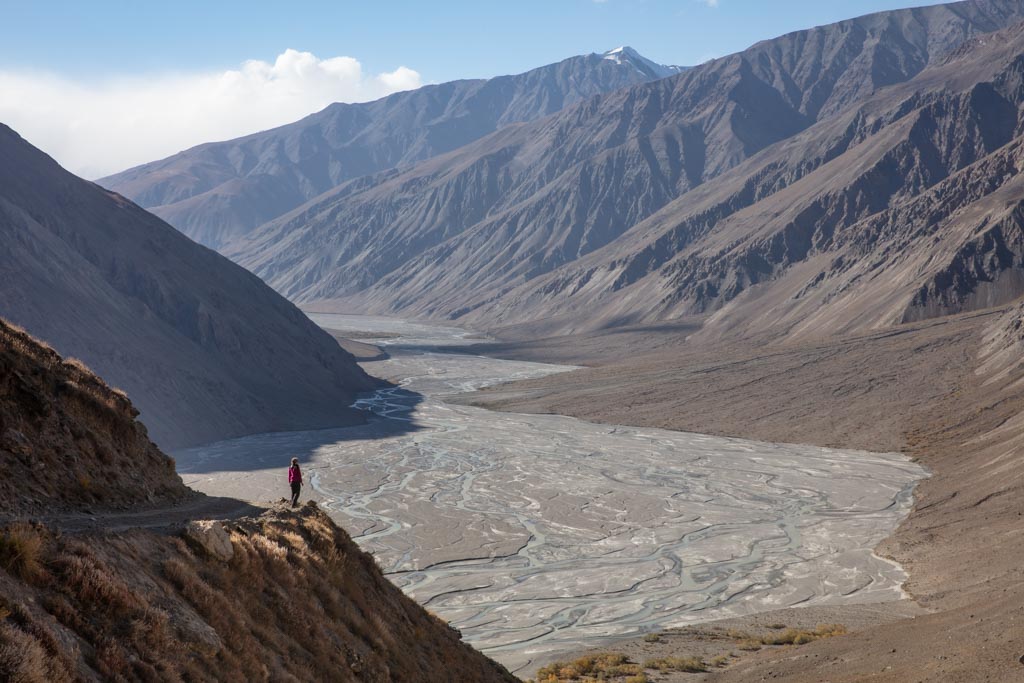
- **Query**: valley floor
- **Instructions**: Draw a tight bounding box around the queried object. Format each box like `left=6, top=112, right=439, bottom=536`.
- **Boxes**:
left=177, top=314, right=933, bottom=678
left=459, top=308, right=1024, bottom=682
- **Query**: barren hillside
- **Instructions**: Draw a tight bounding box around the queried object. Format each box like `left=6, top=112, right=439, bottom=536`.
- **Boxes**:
left=0, top=316, right=515, bottom=682
left=231, top=0, right=1024, bottom=334
left=0, top=124, right=378, bottom=450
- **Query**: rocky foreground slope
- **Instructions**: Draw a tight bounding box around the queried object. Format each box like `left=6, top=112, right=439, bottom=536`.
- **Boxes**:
left=100, top=48, right=683, bottom=250
left=0, top=318, right=188, bottom=516
left=0, top=125, right=378, bottom=450
left=0, top=319, right=515, bottom=682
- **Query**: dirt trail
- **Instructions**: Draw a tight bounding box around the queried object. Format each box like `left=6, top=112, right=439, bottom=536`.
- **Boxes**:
left=2, top=494, right=266, bottom=534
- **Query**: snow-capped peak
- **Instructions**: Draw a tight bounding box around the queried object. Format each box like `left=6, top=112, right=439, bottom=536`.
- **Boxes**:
left=601, top=46, right=688, bottom=80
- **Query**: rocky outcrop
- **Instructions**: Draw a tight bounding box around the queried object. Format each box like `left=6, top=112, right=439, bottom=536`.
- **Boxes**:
left=183, top=520, right=234, bottom=561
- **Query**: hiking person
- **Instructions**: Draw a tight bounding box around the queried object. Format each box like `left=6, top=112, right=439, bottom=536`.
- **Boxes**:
left=288, top=457, right=303, bottom=507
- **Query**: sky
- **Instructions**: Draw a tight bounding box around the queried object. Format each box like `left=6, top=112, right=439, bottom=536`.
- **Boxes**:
left=0, top=0, right=937, bottom=178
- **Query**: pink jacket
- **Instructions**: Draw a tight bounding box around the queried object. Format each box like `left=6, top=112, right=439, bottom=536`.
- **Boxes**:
left=288, top=465, right=302, bottom=484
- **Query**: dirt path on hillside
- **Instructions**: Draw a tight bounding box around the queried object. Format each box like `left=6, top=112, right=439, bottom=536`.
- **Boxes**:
left=2, top=493, right=266, bottom=534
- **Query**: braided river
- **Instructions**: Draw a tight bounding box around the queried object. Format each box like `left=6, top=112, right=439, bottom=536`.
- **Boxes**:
left=175, top=314, right=927, bottom=673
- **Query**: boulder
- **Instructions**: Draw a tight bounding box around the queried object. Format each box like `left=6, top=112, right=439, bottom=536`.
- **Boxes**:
left=184, top=520, right=233, bottom=561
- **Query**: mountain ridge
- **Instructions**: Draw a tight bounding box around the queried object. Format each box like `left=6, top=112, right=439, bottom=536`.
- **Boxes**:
left=229, top=0, right=1024, bottom=337
left=100, top=48, right=685, bottom=250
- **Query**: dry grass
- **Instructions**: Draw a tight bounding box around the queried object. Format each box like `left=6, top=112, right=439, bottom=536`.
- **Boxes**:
left=63, top=357, right=93, bottom=375
left=0, top=316, right=187, bottom=516
left=0, top=524, right=45, bottom=580
left=644, top=656, right=707, bottom=673
left=710, top=654, right=731, bottom=667
left=728, top=623, right=848, bottom=649
left=534, top=652, right=644, bottom=681
left=0, top=622, right=72, bottom=683
left=0, top=507, right=515, bottom=681
left=762, top=624, right=847, bottom=645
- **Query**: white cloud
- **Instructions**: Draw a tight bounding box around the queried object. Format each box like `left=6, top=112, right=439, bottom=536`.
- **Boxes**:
left=701, top=0, right=720, bottom=6
left=0, top=49, right=422, bottom=178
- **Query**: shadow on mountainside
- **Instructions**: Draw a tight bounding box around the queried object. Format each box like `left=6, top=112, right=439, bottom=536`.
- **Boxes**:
left=171, top=387, right=426, bottom=475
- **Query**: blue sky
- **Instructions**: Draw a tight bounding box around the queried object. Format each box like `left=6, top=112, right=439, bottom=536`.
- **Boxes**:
left=0, top=0, right=938, bottom=177
left=4, top=0, right=938, bottom=80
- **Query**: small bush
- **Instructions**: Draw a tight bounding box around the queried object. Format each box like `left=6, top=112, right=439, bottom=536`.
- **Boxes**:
left=625, top=675, right=650, bottom=683
left=644, top=656, right=706, bottom=673
left=0, top=524, right=44, bottom=580
left=643, top=632, right=661, bottom=643
left=762, top=623, right=847, bottom=646
left=711, top=654, right=730, bottom=667
left=535, top=652, right=642, bottom=680
left=738, top=639, right=762, bottom=651
left=63, top=357, right=93, bottom=374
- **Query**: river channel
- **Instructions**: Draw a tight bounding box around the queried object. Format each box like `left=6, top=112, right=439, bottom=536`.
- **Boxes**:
left=175, top=314, right=927, bottom=673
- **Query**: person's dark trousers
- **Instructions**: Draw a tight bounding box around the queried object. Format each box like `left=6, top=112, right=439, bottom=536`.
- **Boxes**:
left=290, top=482, right=301, bottom=507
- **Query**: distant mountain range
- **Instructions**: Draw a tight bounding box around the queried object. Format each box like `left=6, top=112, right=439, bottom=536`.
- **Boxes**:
left=0, top=125, right=377, bottom=449
left=101, top=47, right=685, bottom=250
left=102, top=0, right=1024, bottom=346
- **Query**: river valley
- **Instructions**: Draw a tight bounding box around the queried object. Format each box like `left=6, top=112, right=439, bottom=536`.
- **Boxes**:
left=174, top=314, right=928, bottom=673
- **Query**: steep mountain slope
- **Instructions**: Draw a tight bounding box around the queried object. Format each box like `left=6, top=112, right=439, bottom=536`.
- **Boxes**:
left=0, top=124, right=377, bottom=450
left=467, top=18, right=1024, bottom=340
left=228, top=0, right=1024, bottom=320
left=0, top=318, right=188, bottom=516
left=100, top=48, right=682, bottom=250
left=0, top=323, right=516, bottom=683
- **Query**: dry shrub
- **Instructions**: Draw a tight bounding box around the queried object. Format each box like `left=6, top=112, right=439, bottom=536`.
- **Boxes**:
left=63, top=357, right=93, bottom=375
left=162, top=557, right=197, bottom=590
left=723, top=622, right=849, bottom=653
left=0, top=622, right=72, bottom=683
left=52, top=553, right=143, bottom=615
left=251, top=533, right=289, bottom=561
left=0, top=524, right=45, bottom=580
left=3, top=507, right=516, bottom=682
left=94, top=638, right=131, bottom=680
left=536, top=652, right=642, bottom=680
left=644, top=655, right=706, bottom=673
left=760, top=623, right=848, bottom=646
left=39, top=594, right=81, bottom=632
